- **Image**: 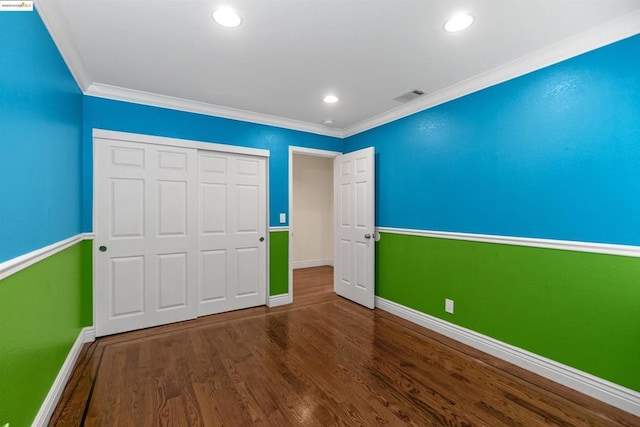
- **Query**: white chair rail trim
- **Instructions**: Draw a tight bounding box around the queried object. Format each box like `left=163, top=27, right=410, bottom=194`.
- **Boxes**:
left=376, top=227, right=640, bottom=258
left=0, top=233, right=94, bottom=281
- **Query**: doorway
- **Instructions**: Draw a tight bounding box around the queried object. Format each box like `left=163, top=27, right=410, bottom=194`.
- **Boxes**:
left=288, top=147, right=341, bottom=302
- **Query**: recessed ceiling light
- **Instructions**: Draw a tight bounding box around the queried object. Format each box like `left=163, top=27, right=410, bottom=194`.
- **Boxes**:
left=444, top=13, right=474, bottom=32
left=323, top=95, right=339, bottom=103
left=322, top=119, right=334, bottom=125
left=213, top=8, right=242, bottom=28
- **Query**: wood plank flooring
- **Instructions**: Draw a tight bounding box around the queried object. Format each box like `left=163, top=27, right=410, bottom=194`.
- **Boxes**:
left=51, top=266, right=639, bottom=426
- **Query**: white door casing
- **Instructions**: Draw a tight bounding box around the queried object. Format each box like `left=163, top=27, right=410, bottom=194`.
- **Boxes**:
left=286, top=146, right=342, bottom=304
left=94, top=139, right=198, bottom=337
left=198, top=151, right=267, bottom=315
left=334, top=147, right=375, bottom=309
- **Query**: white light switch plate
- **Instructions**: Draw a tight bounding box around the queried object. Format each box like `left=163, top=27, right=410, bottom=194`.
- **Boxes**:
left=279, top=213, right=286, bottom=224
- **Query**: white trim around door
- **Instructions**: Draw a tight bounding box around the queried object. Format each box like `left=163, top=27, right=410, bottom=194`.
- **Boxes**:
left=288, top=146, right=342, bottom=304
left=93, top=129, right=270, bottom=158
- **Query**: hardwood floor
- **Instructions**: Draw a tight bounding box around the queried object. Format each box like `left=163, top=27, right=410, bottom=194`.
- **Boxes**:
left=51, top=266, right=639, bottom=426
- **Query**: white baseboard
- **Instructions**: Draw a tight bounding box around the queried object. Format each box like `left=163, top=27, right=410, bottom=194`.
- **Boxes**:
left=32, top=326, right=95, bottom=427
left=375, top=297, right=640, bottom=417
left=83, top=326, right=96, bottom=343
left=268, top=293, right=292, bottom=307
left=292, top=259, right=334, bottom=269
left=0, top=234, right=83, bottom=281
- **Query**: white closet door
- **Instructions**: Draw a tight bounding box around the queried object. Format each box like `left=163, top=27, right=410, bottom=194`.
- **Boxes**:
left=198, top=151, right=267, bottom=316
left=94, top=139, right=198, bottom=337
left=334, top=147, right=375, bottom=309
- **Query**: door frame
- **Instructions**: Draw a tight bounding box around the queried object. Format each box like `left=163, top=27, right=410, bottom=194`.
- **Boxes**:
left=287, top=146, right=342, bottom=303
left=92, top=128, right=270, bottom=330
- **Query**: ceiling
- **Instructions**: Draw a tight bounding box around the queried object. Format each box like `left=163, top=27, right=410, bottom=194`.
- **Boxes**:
left=40, top=1, right=640, bottom=137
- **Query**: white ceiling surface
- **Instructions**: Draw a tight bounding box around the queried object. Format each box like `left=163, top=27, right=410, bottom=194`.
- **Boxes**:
left=43, top=1, right=640, bottom=137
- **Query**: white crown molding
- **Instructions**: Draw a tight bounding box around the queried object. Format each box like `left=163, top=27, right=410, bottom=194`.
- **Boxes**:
left=375, top=297, right=640, bottom=417
left=86, top=83, right=344, bottom=138
left=33, top=326, right=95, bottom=427
left=0, top=234, right=88, bottom=281
left=36, top=3, right=639, bottom=141
left=343, top=10, right=640, bottom=138
left=35, top=0, right=338, bottom=138
left=377, top=227, right=640, bottom=258
left=35, top=2, right=92, bottom=91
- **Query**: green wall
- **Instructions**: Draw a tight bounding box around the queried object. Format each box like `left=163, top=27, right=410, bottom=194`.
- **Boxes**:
left=376, top=232, right=640, bottom=392
left=0, top=241, right=92, bottom=426
left=0, top=231, right=285, bottom=425
left=269, top=231, right=289, bottom=296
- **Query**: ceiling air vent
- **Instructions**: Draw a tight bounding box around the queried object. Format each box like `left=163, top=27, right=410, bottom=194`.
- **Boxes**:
left=394, top=89, right=426, bottom=103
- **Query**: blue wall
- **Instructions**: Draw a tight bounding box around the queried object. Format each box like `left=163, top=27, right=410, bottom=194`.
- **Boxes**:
left=0, top=8, right=86, bottom=426
left=0, top=8, right=83, bottom=263
left=82, top=97, right=343, bottom=230
left=346, top=35, right=640, bottom=246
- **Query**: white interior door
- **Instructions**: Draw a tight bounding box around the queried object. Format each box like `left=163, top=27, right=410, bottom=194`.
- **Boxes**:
left=94, top=139, right=198, bottom=336
left=334, top=147, right=375, bottom=309
left=198, top=151, right=267, bottom=316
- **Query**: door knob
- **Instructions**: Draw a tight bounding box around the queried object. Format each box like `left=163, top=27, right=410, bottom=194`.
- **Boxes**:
left=259, top=237, right=265, bottom=242
left=364, top=233, right=371, bottom=239
left=99, top=245, right=107, bottom=252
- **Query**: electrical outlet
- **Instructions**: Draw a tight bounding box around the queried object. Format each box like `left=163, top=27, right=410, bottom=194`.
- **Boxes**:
left=445, top=299, right=454, bottom=314
left=279, top=213, right=286, bottom=224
